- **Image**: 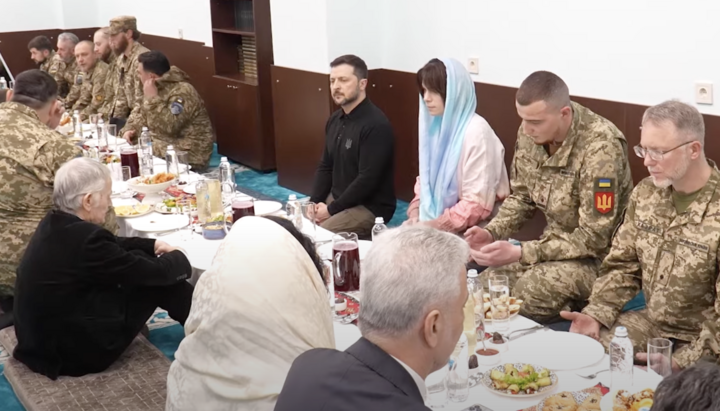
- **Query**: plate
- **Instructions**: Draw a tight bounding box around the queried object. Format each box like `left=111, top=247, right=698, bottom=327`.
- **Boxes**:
left=317, top=240, right=373, bottom=261
left=126, top=176, right=177, bottom=195
left=114, top=204, right=153, bottom=218
left=600, top=388, right=656, bottom=411
left=131, top=214, right=190, bottom=232
left=254, top=200, right=283, bottom=216
left=510, top=332, right=605, bottom=370
left=479, top=363, right=558, bottom=398
left=183, top=184, right=196, bottom=195
left=538, top=390, right=599, bottom=411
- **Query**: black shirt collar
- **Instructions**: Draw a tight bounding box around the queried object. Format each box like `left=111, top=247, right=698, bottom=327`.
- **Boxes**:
left=340, top=96, right=371, bottom=120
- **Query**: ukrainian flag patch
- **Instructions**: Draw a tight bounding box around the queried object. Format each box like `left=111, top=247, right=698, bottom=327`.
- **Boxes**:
left=598, top=178, right=612, bottom=188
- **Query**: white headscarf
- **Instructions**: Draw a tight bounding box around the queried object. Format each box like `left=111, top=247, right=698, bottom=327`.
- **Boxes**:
left=166, top=217, right=335, bottom=411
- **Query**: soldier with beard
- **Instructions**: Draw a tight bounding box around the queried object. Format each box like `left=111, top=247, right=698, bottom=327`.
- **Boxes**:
left=27, top=36, right=60, bottom=76
left=309, top=55, right=396, bottom=238
left=95, top=27, right=119, bottom=122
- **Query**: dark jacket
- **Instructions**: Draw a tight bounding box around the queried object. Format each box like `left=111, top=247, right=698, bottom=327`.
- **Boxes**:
left=13, top=209, right=191, bottom=379
left=275, top=337, right=430, bottom=411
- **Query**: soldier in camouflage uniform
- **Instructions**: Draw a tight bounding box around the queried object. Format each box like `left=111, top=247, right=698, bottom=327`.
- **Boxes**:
left=106, top=16, right=149, bottom=128
left=467, top=71, right=633, bottom=324
left=94, top=27, right=119, bottom=122
left=122, top=51, right=213, bottom=170
left=0, top=70, right=81, bottom=297
left=71, top=41, right=109, bottom=119
left=27, top=36, right=61, bottom=77
left=54, top=32, right=81, bottom=105
left=566, top=101, right=720, bottom=370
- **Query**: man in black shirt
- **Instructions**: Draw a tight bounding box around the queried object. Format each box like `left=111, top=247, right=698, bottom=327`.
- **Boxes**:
left=310, top=55, right=396, bottom=237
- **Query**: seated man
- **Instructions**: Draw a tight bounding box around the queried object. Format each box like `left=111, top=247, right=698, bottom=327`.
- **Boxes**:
left=27, top=35, right=60, bottom=76
left=466, top=71, right=633, bottom=324
left=53, top=32, right=80, bottom=104
left=309, top=55, right=396, bottom=238
left=275, top=226, right=469, bottom=411
left=71, top=40, right=109, bottom=119
left=13, top=158, right=193, bottom=380
left=564, top=101, right=720, bottom=370
left=652, top=362, right=720, bottom=410
left=121, top=51, right=213, bottom=171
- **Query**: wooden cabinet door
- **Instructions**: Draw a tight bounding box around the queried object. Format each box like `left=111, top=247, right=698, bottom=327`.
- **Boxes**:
left=212, top=77, right=261, bottom=169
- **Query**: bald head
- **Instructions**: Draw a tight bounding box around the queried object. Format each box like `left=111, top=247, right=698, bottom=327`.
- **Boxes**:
left=75, top=40, right=98, bottom=72
left=93, top=27, right=112, bottom=62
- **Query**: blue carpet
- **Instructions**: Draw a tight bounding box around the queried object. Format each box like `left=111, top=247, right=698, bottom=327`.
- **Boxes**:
left=148, top=324, right=185, bottom=362
left=0, top=365, right=23, bottom=411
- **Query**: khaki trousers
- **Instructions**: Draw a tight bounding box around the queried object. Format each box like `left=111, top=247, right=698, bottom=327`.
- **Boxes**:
left=320, top=194, right=376, bottom=238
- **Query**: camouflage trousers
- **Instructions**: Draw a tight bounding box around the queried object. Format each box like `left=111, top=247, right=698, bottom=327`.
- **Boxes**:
left=599, top=310, right=692, bottom=362
left=483, top=259, right=598, bottom=324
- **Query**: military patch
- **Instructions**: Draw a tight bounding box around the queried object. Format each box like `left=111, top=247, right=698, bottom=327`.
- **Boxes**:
left=95, top=94, right=104, bottom=102
left=76, top=74, right=84, bottom=85
left=170, top=98, right=184, bottom=116
left=593, top=177, right=615, bottom=215
left=560, top=169, right=576, bottom=178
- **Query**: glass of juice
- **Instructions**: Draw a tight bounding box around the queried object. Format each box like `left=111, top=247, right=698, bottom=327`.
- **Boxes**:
left=120, top=146, right=139, bottom=178
left=231, top=195, right=255, bottom=222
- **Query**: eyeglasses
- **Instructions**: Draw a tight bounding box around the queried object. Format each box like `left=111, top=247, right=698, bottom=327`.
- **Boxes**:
left=634, top=140, right=695, bottom=161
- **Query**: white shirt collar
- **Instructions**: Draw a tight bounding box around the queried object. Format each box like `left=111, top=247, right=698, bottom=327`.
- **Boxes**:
left=390, top=355, right=427, bottom=401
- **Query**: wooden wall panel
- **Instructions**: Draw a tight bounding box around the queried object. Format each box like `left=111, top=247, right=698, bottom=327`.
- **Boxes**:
left=271, top=65, right=332, bottom=194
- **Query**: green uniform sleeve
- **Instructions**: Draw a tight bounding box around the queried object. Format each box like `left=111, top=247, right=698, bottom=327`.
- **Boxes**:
left=485, top=135, right=536, bottom=241
left=520, top=138, right=629, bottom=264
left=34, top=139, right=83, bottom=187
left=143, top=88, right=197, bottom=138
left=582, top=191, right=641, bottom=328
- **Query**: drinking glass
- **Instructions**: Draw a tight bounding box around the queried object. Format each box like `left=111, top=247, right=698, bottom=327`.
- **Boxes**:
left=426, top=366, right=448, bottom=409
left=231, top=195, right=255, bottom=222
left=300, top=202, right=316, bottom=237
left=488, top=275, right=510, bottom=332
left=175, top=199, right=194, bottom=241
left=120, top=146, right=140, bottom=177
left=106, top=124, right=117, bottom=151
left=176, top=150, right=190, bottom=177
left=332, top=232, right=360, bottom=293
left=120, top=166, right=133, bottom=199
left=647, top=338, right=673, bottom=378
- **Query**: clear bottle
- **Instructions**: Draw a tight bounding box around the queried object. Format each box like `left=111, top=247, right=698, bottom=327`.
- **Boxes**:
left=165, top=144, right=180, bottom=177
left=371, top=217, right=387, bottom=241
left=0, top=77, right=6, bottom=89
left=219, top=156, right=235, bottom=200
left=447, top=333, right=469, bottom=402
left=610, top=326, right=634, bottom=391
left=72, top=110, right=82, bottom=138
left=462, top=281, right=478, bottom=356
left=286, top=194, right=302, bottom=229
left=467, top=269, right=484, bottom=341
left=139, top=127, right=153, bottom=176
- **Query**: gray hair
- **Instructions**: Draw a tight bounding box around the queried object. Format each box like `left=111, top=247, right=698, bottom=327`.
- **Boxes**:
left=53, top=158, right=111, bottom=214
left=642, top=100, right=706, bottom=146
left=358, top=226, right=470, bottom=338
left=58, top=32, right=79, bottom=46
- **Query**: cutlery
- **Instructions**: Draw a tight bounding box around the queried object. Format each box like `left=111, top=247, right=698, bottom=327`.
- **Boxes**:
left=504, top=325, right=546, bottom=341
left=576, top=369, right=609, bottom=379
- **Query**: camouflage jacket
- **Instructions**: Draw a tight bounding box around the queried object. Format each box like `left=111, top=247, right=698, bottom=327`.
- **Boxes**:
left=98, top=53, right=121, bottom=121
left=39, top=51, right=61, bottom=77
left=485, top=102, right=633, bottom=265
left=54, top=57, right=80, bottom=105
left=0, top=102, right=82, bottom=292
left=584, top=166, right=720, bottom=368
left=125, top=67, right=214, bottom=170
left=113, top=42, right=149, bottom=125
left=72, top=60, right=110, bottom=119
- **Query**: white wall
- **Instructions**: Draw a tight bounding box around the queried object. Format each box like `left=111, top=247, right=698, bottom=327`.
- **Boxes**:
left=270, top=0, right=330, bottom=74
left=0, top=0, right=62, bottom=32
left=326, top=0, right=384, bottom=69
left=60, top=0, right=98, bottom=30
left=96, top=0, right=213, bottom=46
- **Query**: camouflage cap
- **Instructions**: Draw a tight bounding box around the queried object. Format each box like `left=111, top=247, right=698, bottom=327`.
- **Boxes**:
left=108, top=16, right=137, bottom=36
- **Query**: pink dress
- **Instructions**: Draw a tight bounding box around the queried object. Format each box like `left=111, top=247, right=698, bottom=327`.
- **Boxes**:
left=408, top=114, right=510, bottom=233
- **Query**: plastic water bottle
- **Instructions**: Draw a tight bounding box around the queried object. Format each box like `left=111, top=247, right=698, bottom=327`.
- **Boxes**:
left=0, top=77, right=6, bottom=89
left=219, top=156, right=235, bottom=201
left=610, top=326, right=634, bottom=390
left=371, top=217, right=387, bottom=241
left=447, top=333, right=469, bottom=402
left=165, top=145, right=180, bottom=177
left=139, top=127, right=153, bottom=176
left=73, top=110, right=82, bottom=138
left=286, top=194, right=302, bottom=229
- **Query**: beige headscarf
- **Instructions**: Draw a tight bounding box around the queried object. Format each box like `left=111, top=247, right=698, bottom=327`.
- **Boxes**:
left=166, top=217, right=335, bottom=411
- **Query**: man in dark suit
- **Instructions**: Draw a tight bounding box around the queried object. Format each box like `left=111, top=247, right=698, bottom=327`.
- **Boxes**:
left=275, top=226, right=470, bottom=410
left=13, top=158, right=193, bottom=380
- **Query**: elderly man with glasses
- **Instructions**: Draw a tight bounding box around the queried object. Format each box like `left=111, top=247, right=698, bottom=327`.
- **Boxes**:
left=563, top=100, right=720, bottom=371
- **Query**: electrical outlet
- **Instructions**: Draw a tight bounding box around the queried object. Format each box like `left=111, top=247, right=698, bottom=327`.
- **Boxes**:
left=696, top=82, right=713, bottom=105
left=178, top=29, right=184, bottom=40
left=467, top=57, right=479, bottom=75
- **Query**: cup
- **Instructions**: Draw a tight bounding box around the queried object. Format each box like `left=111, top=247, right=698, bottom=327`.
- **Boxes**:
left=332, top=232, right=360, bottom=293
left=647, top=338, right=673, bottom=378
left=106, top=124, right=117, bottom=151
left=120, top=146, right=139, bottom=177
left=488, top=275, right=510, bottom=332
left=176, top=150, right=190, bottom=176
left=231, top=195, right=255, bottom=222
left=120, top=166, right=133, bottom=199
left=426, top=366, right=448, bottom=409
left=175, top=199, right=195, bottom=241
left=300, top=202, right=316, bottom=237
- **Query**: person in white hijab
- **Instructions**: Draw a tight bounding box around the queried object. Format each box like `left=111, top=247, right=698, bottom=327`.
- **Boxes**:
left=166, top=216, right=335, bottom=411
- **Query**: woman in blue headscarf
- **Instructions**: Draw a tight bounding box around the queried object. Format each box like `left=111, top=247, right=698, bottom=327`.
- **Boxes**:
left=405, top=58, right=509, bottom=233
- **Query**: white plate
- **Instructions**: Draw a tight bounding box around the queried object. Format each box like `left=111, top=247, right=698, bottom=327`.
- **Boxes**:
left=510, top=332, right=605, bottom=370
left=600, top=386, right=658, bottom=411
left=538, top=390, right=599, bottom=411
left=598, top=368, right=661, bottom=410
left=132, top=214, right=190, bottom=233
left=254, top=200, right=282, bottom=216
left=317, top=240, right=373, bottom=261
left=480, top=363, right=558, bottom=398
left=114, top=204, right=153, bottom=218
left=183, top=184, right=197, bottom=195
